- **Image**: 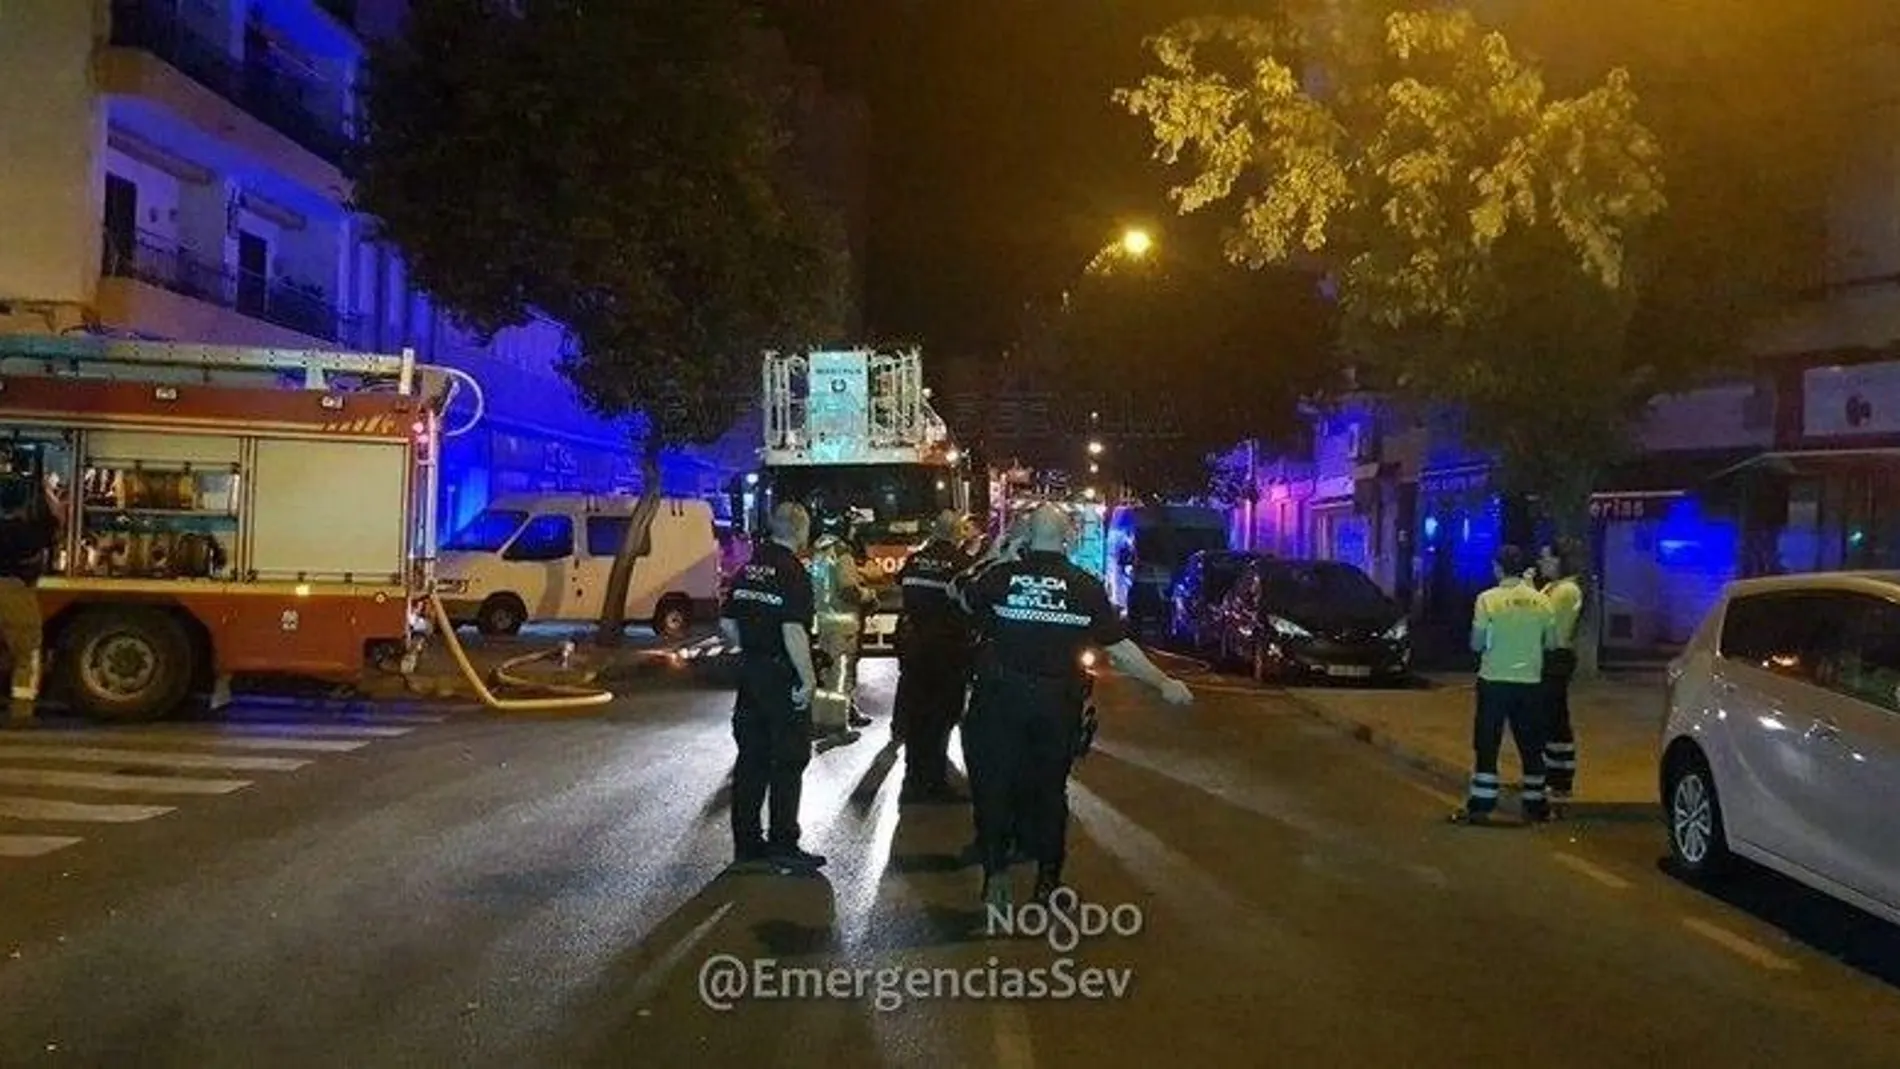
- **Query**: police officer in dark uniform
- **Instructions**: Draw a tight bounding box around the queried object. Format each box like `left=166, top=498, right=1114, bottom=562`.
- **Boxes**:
left=718, top=502, right=825, bottom=872
left=957, top=505, right=1193, bottom=909
left=894, top=509, right=975, bottom=803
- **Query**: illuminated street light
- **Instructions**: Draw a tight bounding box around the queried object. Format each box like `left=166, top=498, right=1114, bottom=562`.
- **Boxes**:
left=1083, top=487, right=1098, bottom=500
left=946, top=448, right=961, bottom=464
left=1088, top=462, right=1099, bottom=474
left=1087, top=440, right=1104, bottom=456
left=1120, top=228, right=1153, bottom=258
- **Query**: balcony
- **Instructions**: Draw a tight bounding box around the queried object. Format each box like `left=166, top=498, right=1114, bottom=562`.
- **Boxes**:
left=103, top=231, right=362, bottom=346
left=108, top=0, right=350, bottom=166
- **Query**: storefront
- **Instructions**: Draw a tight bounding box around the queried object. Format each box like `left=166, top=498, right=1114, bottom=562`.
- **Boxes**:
left=1718, top=359, right=1900, bottom=577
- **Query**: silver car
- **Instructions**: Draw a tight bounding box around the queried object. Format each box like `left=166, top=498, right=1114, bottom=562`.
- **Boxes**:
left=1660, top=571, right=1900, bottom=925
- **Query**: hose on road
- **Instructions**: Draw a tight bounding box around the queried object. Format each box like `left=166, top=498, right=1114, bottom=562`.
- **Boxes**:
left=420, top=594, right=615, bottom=712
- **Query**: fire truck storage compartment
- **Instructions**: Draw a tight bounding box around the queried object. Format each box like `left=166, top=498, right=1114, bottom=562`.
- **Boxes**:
left=248, top=438, right=409, bottom=582
left=78, top=430, right=241, bottom=580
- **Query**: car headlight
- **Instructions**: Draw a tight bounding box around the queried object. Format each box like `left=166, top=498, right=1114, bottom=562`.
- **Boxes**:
left=1383, top=619, right=1409, bottom=642
left=1267, top=615, right=1311, bottom=639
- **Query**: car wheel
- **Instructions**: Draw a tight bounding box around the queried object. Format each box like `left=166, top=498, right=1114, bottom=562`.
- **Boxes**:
left=1666, top=749, right=1733, bottom=881
left=652, top=595, right=692, bottom=640
left=475, top=594, right=526, bottom=636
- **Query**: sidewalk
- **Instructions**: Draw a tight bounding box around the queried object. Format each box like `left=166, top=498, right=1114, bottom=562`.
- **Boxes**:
left=1280, top=672, right=1665, bottom=821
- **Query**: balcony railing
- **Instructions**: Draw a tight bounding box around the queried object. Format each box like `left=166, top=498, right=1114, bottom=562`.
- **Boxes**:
left=104, top=231, right=364, bottom=346
left=108, top=0, right=351, bottom=166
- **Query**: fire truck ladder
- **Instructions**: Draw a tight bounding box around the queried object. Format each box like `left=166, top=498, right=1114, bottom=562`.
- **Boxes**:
left=0, top=336, right=421, bottom=394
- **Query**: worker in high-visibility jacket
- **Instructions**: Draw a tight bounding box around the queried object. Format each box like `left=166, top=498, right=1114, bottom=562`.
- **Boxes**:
left=1536, top=541, right=1586, bottom=809
left=1452, top=544, right=1556, bottom=825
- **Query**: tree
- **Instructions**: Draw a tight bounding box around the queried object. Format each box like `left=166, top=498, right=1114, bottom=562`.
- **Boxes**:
left=1115, top=4, right=1670, bottom=533
left=353, top=0, right=849, bottom=644
left=1044, top=228, right=1335, bottom=498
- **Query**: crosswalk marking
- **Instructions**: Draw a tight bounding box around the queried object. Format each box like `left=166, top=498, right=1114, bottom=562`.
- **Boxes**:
left=0, top=705, right=450, bottom=862
left=0, top=834, right=83, bottom=857
left=0, top=730, right=371, bottom=753
left=0, top=797, right=175, bottom=822
left=0, top=768, right=252, bottom=794
left=218, top=709, right=446, bottom=726
left=176, top=722, right=414, bottom=739
left=0, top=745, right=309, bottom=773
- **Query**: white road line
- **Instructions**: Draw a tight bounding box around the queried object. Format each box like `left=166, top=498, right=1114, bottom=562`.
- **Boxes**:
left=626, top=901, right=736, bottom=1009
left=0, top=796, right=174, bottom=823
left=0, top=834, right=83, bottom=857
left=1550, top=851, right=1632, bottom=890
left=991, top=1002, right=1036, bottom=1069
left=187, top=723, right=412, bottom=739
left=4, top=731, right=369, bottom=753
left=0, top=746, right=308, bottom=773
left=0, top=768, right=251, bottom=794
left=1681, top=917, right=1799, bottom=971
left=1401, top=778, right=1463, bottom=809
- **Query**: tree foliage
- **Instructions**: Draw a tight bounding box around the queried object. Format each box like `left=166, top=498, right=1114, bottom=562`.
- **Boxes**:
left=1116, top=4, right=1670, bottom=528
left=353, top=0, right=849, bottom=452
left=354, top=0, right=849, bottom=639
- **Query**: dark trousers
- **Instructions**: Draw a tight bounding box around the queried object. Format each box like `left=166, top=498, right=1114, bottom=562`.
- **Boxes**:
left=963, top=666, right=1082, bottom=878
left=896, top=646, right=968, bottom=790
left=1541, top=649, right=1578, bottom=796
left=731, top=660, right=813, bottom=855
left=1467, top=679, right=1548, bottom=817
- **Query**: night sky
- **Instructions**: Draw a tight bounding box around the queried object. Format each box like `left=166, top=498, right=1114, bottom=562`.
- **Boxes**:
left=769, top=0, right=1243, bottom=360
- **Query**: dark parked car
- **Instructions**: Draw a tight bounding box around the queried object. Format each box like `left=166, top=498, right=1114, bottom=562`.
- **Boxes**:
left=1169, top=549, right=1261, bottom=651
left=1214, top=559, right=1412, bottom=683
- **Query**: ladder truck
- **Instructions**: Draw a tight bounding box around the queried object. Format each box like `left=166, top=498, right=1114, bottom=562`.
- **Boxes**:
left=753, top=348, right=969, bottom=653
left=0, top=335, right=457, bottom=721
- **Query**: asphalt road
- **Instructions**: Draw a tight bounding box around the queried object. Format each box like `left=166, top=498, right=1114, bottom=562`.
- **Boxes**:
left=1, top=660, right=1898, bottom=1068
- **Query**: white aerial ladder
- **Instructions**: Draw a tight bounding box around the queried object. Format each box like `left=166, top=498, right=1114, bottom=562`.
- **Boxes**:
left=762, top=348, right=951, bottom=466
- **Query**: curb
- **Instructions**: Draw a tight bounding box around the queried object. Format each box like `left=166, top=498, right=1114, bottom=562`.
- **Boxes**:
left=1272, top=687, right=1662, bottom=825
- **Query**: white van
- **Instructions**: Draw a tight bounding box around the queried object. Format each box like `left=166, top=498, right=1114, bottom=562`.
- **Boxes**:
left=436, top=494, right=720, bottom=637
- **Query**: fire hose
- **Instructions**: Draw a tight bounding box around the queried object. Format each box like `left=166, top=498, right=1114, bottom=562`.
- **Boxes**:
left=420, top=594, right=615, bottom=711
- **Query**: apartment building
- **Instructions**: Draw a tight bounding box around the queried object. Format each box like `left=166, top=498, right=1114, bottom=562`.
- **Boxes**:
left=0, top=1, right=865, bottom=534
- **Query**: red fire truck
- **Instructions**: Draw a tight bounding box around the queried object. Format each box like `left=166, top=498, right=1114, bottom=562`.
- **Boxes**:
left=0, top=335, right=451, bottom=721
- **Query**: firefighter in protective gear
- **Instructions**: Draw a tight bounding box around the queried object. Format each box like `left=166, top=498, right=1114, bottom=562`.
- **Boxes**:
left=808, top=513, right=870, bottom=750
left=894, top=509, right=975, bottom=802
left=0, top=473, right=60, bottom=719
left=957, top=505, right=1193, bottom=911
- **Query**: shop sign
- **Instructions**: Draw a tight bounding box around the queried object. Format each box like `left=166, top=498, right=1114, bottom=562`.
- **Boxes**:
left=1420, top=465, right=1489, bottom=496
left=1589, top=493, right=1680, bottom=522
left=1804, top=361, right=1900, bottom=438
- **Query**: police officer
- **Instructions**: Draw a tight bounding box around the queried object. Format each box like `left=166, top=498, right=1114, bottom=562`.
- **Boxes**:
left=894, top=509, right=975, bottom=803
left=1452, top=544, right=1556, bottom=826
left=958, top=505, right=1192, bottom=910
left=718, top=502, right=826, bottom=871
left=1536, top=540, right=1585, bottom=810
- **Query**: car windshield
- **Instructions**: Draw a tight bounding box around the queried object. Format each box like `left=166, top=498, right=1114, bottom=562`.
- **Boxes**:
left=1135, top=525, right=1228, bottom=569
left=444, top=509, right=528, bottom=552
left=1263, top=562, right=1389, bottom=611
left=766, top=464, right=954, bottom=540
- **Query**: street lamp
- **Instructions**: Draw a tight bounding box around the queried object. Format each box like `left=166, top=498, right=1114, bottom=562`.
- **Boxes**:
left=1120, top=228, right=1153, bottom=259
left=1087, top=440, right=1104, bottom=456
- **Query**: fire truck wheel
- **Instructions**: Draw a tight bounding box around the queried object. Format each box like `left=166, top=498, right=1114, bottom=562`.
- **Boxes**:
left=652, top=596, right=692, bottom=639
left=475, top=594, right=526, bottom=636
left=58, top=608, right=195, bottom=723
